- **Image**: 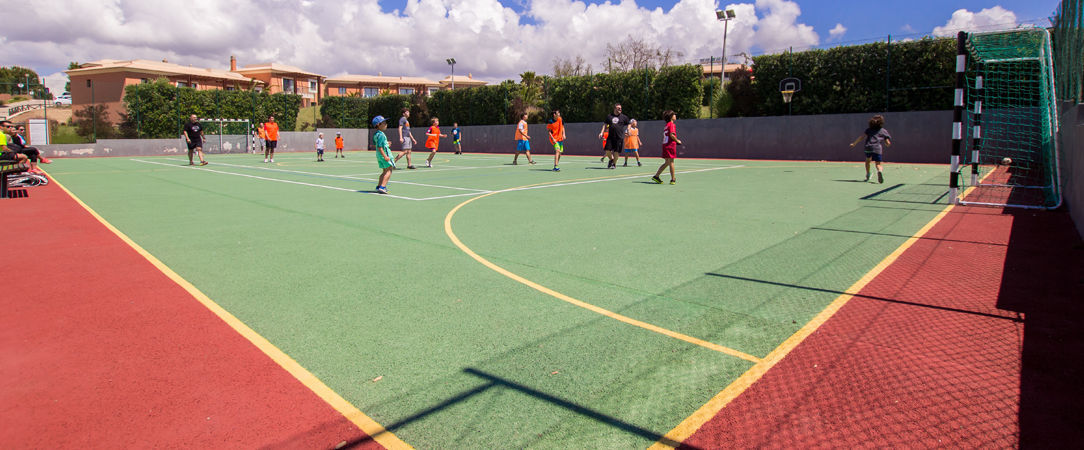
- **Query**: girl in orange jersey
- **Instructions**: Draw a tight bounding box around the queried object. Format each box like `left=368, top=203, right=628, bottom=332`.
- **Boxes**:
left=423, top=118, right=447, bottom=168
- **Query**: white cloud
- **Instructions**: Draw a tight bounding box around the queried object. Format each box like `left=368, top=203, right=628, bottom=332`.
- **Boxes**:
left=933, top=6, right=1018, bottom=37
left=901, top=24, right=916, bottom=33
left=828, top=23, right=846, bottom=41
left=0, top=0, right=824, bottom=86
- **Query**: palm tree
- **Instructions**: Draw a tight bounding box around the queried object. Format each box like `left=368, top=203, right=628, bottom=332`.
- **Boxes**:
left=519, top=71, right=541, bottom=108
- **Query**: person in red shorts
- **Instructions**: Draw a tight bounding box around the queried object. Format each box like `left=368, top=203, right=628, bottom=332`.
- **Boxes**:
left=651, top=110, right=682, bottom=185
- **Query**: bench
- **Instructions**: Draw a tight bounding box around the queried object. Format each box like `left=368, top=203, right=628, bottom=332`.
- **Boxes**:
left=1, top=162, right=29, bottom=198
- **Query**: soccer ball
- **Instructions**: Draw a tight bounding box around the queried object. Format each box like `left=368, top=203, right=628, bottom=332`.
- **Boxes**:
left=1001, top=157, right=1013, bottom=166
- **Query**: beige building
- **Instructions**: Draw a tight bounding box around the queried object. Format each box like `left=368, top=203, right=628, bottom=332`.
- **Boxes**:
left=325, top=73, right=487, bottom=98
left=232, top=59, right=324, bottom=107
left=66, top=59, right=262, bottom=124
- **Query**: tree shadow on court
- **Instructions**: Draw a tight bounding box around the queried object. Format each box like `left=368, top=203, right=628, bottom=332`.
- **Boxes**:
left=993, top=207, right=1084, bottom=447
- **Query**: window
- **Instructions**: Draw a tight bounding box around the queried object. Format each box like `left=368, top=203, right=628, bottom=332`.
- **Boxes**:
left=338, top=87, right=347, bottom=95
left=86, top=80, right=92, bottom=87
left=282, top=78, right=295, bottom=94
left=226, top=86, right=236, bottom=91
left=363, top=87, right=380, bottom=97
left=309, top=80, right=318, bottom=92
left=428, top=87, right=439, bottom=96
left=399, top=88, right=415, bottom=95
left=191, top=82, right=198, bottom=89
left=140, top=78, right=149, bottom=84
left=176, top=81, right=189, bottom=88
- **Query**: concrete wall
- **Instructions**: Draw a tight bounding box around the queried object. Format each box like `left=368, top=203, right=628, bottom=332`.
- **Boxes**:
left=370, top=110, right=953, bottom=164
left=36, top=110, right=952, bottom=163
left=34, top=130, right=375, bottom=158
left=1059, top=103, right=1084, bottom=238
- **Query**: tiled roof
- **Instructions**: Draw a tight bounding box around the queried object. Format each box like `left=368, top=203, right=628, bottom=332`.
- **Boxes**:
left=68, top=59, right=253, bottom=81
left=325, top=74, right=440, bottom=86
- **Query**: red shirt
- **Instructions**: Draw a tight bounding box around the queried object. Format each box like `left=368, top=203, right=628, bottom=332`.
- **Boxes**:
left=662, top=122, right=677, bottom=152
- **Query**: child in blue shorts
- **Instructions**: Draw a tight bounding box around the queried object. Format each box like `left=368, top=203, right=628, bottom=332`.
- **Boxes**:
left=850, top=114, right=892, bottom=183
left=372, top=116, right=395, bottom=194
left=512, top=112, right=535, bottom=165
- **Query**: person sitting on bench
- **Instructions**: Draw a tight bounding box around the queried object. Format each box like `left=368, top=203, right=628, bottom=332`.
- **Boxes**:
left=0, top=121, right=30, bottom=166
left=6, top=123, right=50, bottom=173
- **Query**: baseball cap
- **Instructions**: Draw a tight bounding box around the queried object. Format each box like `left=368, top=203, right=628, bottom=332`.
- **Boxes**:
left=371, top=115, right=386, bottom=126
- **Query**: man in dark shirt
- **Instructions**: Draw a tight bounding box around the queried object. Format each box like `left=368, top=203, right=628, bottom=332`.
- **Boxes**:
left=598, top=103, right=629, bottom=169
left=183, top=114, right=208, bottom=166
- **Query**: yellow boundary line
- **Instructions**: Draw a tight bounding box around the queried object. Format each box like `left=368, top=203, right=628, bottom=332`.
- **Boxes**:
left=49, top=177, right=411, bottom=450
left=443, top=173, right=761, bottom=363
left=647, top=176, right=990, bottom=449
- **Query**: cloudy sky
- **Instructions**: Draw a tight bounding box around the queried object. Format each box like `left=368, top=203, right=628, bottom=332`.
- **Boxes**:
left=0, top=0, right=1059, bottom=95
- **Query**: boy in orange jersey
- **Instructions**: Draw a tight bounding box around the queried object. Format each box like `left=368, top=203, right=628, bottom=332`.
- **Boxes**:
left=263, top=116, right=279, bottom=163
left=546, top=110, right=565, bottom=172
left=334, top=132, right=344, bottom=158
left=512, top=112, right=535, bottom=165
left=423, top=118, right=447, bottom=168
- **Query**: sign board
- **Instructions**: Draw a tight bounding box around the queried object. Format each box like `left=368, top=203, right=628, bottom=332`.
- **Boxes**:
left=28, top=118, right=49, bottom=145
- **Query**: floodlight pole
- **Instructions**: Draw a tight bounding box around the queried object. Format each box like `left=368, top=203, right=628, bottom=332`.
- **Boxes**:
left=716, top=9, right=736, bottom=87
left=446, top=58, right=457, bottom=90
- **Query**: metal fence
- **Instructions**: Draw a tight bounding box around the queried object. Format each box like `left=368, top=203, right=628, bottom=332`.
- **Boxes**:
left=1054, top=0, right=1083, bottom=102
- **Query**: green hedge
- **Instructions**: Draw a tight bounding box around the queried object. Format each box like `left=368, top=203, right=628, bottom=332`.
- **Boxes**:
left=750, top=37, right=956, bottom=116
left=319, top=96, right=369, bottom=128
left=121, top=79, right=302, bottom=138
left=544, top=64, right=702, bottom=123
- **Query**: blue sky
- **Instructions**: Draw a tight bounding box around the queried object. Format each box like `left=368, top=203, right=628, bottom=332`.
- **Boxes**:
left=6, top=0, right=1065, bottom=94
left=379, top=0, right=1060, bottom=45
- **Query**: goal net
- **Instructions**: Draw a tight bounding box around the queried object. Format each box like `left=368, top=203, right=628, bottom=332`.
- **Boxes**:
left=949, top=28, right=1062, bottom=209
left=198, top=118, right=252, bottom=154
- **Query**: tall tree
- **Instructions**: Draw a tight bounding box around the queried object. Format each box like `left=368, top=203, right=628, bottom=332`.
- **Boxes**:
left=602, top=36, right=684, bottom=73
left=65, top=62, right=80, bottom=92
left=552, top=56, right=593, bottom=77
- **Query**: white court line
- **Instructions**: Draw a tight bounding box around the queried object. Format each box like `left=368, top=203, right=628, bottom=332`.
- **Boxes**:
left=413, top=165, right=745, bottom=200
left=163, top=158, right=490, bottom=193
left=131, top=159, right=419, bottom=200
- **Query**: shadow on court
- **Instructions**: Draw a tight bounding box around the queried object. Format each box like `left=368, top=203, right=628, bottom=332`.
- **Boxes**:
left=995, top=207, right=1084, bottom=446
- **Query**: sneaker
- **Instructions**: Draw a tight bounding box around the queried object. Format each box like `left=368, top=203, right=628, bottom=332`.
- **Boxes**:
left=600, top=157, right=605, bottom=162
left=200, top=161, right=208, bottom=166
left=864, top=174, right=870, bottom=182
left=529, top=161, right=536, bottom=165
left=188, top=162, right=195, bottom=165
left=426, top=160, right=431, bottom=168
left=552, top=167, right=560, bottom=172
left=376, top=186, right=388, bottom=194
left=877, top=172, right=884, bottom=184
left=40, top=157, right=52, bottom=164
left=512, top=161, right=518, bottom=165
left=623, top=162, right=628, bottom=167
left=264, top=158, right=269, bottom=163
left=408, top=165, right=416, bottom=169
left=651, top=176, right=663, bottom=184
left=670, top=180, right=676, bottom=185
left=637, top=162, right=642, bottom=167
left=270, top=158, right=275, bottom=163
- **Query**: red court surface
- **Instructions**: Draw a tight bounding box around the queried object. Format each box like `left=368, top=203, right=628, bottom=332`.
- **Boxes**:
left=4, top=177, right=1083, bottom=448
left=0, top=183, right=380, bottom=449
left=682, top=204, right=1084, bottom=447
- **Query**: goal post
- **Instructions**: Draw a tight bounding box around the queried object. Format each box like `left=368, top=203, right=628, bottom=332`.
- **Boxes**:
left=196, top=118, right=252, bottom=154
left=949, top=28, right=1062, bottom=210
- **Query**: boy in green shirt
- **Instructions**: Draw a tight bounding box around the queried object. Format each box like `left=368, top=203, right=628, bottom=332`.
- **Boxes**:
left=373, top=116, right=395, bottom=194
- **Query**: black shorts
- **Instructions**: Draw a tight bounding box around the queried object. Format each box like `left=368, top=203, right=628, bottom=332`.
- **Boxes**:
left=0, top=151, right=15, bottom=161
left=604, top=136, right=624, bottom=152
left=266, top=140, right=278, bottom=150
left=187, top=141, right=202, bottom=150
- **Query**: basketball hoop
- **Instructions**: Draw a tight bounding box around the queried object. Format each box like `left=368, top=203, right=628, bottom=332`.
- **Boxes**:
left=781, top=90, right=795, bottom=104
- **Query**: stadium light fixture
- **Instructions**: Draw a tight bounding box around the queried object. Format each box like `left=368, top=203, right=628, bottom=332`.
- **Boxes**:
left=446, top=58, right=457, bottom=90
left=715, top=9, right=737, bottom=85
